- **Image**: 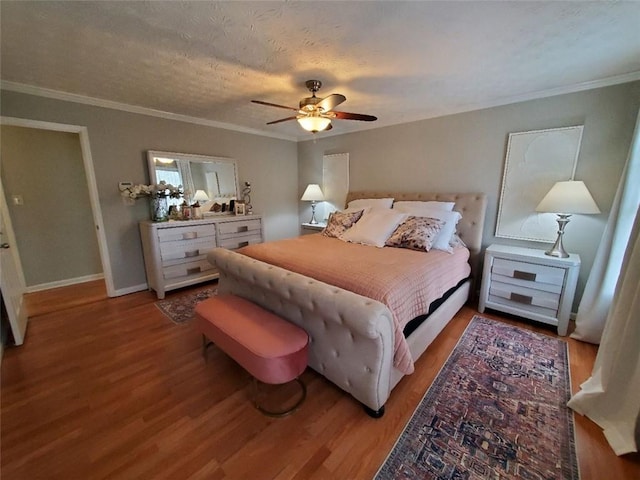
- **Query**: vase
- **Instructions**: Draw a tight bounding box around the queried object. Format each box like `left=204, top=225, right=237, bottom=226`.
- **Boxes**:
left=150, top=196, right=169, bottom=222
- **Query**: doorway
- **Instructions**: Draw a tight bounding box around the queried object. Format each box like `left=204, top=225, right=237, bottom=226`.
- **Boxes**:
left=1, top=117, right=114, bottom=298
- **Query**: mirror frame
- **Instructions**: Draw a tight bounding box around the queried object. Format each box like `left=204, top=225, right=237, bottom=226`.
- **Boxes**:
left=146, top=150, right=240, bottom=207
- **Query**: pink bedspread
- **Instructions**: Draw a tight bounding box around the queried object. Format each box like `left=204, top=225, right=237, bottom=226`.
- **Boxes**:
left=238, top=234, right=470, bottom=375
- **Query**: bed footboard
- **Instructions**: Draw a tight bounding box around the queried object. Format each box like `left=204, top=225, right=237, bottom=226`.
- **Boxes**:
left=208, top=247, right=395, bottom=412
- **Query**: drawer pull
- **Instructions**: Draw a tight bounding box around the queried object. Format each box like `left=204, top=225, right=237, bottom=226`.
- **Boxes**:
left=182, top=232, right=197, bottom=240
left=238, top=241, right=249, bottom=248
left=513, top=270, right=536, bottom=281
left=184, top=250, right=199, bottom=258
left=510, top=292, right=533, bottom=305
left=187, top=266, right=201, bottom=275
left=237, top=226, right=249, bottom=233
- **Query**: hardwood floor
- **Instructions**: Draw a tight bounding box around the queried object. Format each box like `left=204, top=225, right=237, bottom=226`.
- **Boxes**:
left=2, top=283, right=639, bottom=479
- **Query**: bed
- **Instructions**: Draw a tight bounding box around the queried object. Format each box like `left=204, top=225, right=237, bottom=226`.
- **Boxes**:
left=207, top=191, right=487, bottom=417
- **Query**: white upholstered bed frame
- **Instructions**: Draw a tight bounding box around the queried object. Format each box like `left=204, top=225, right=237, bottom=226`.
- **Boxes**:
left=208, top=192, right=487, bottom=417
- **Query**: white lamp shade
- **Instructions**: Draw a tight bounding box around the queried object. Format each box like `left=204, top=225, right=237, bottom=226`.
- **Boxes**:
left=297, top=116, right=331, bottom=133
left=535, top=180, right=600, bottom=214
left=192, top=189, right=210, bottom=202
left=301, top=184, right=324, bottom=202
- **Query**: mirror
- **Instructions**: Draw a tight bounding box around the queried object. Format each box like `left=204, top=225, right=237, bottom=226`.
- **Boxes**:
left=147, top=150, right=239, bottom=213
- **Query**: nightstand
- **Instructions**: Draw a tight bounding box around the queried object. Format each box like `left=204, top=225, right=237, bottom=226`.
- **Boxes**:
left=300, top=222, right=326, bottom=235
left=478, top=244, right=580, bottom=336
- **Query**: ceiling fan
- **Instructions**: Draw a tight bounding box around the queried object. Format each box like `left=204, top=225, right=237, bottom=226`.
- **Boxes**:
left=252, top=80, right=377, bottom=133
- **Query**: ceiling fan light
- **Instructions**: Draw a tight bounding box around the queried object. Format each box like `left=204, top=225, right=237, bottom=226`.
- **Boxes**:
left=297, top=116, right=331, bottom=133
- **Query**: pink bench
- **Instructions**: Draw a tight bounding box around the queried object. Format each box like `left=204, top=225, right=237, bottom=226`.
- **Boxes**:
left=194, top=294, right=309, bottom=416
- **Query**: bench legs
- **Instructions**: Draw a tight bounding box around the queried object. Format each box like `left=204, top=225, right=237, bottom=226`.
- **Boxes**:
left=201, top=334, right=214, bottom=359
left=201, top=334, right=306, bottom=417
left=252, top=377, right=307, bottom=418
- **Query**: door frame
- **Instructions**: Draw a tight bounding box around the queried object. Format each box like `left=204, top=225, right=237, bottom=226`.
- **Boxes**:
left=1, top=116, right=115, bottom=297
left=1, top=178, right=28, bottom=345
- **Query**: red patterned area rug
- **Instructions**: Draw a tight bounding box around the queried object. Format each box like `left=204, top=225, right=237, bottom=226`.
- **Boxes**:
left=155, top=286, right=217, bottom=324
left=375, top=316, right=579, bottom=480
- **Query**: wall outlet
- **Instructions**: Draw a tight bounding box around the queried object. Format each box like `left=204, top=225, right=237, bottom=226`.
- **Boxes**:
left=11, top=195, right=24, bottom=206
left=119, top=182, right=136, bottom=205
left=118, top=181, right=133, bottom=192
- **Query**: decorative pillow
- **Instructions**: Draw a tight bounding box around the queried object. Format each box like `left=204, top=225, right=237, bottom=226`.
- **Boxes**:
left=322, top=209, right=364, bottom=238
left=347, top=197, right=394, bottom=210
left=385, top=216, right=445, bottom=252
left=393, top=200, right=455, bottom=214
left=339, top=209, right=408, bottom=247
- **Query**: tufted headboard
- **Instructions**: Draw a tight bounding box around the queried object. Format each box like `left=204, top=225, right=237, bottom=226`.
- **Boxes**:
left=345, top=191, right=487, bottom=279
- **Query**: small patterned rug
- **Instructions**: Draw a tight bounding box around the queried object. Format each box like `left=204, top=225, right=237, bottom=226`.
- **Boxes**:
left=375, top=316, right=579, bottom=480
left=155, top=286, right=218, bottom=324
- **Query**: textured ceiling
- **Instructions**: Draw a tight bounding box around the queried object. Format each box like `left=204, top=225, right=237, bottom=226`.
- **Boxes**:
left=1, top=1, right=640, bottom=141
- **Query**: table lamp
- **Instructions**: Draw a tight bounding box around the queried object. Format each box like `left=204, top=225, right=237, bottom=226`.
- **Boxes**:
left=535, top=180, right=600, bottom=258
left=301, top=184, right=324, bottom=224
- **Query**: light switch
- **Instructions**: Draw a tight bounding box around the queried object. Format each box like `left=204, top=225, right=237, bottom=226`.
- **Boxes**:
left=11, top=195, right=24, bottom=206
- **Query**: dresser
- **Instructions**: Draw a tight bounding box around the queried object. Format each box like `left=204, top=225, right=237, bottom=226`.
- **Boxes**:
left=478, top=244, right=580, bottom=335
left=140, top=215, right=263, bottom=299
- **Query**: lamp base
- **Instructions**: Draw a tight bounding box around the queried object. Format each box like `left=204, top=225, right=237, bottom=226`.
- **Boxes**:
left=544, top=214, right=571, bottom=258
left=309, top=202, right=318, bottom=224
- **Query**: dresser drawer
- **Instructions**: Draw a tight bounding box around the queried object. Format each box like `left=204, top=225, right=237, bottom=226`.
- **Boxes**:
left=159, top=238, right=217, bottom=264
left=157, top=224, right=216, bottom=243
left=489, top=280, right=560, bottom=311
left=217, top=233, right=263, bottom=250
left=162, top=259, right=217, bottom=280
left=217, top=218, right=262, bottom=237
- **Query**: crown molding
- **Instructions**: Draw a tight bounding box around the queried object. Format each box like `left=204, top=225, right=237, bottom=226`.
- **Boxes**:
left=0, top=80, right=297, bottom=142
left=308, top=70, right=640, bottom=141
left=4, top=71, right=639, bottom=144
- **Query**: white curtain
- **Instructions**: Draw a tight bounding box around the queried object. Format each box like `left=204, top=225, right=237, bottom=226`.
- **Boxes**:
left=567, top=205, right=640, bottom=455
left=571, top=109, right=640, bottom=343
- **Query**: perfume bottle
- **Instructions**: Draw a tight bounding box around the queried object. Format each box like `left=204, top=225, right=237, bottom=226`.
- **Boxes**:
left=181, top=200, right=191, bottom=220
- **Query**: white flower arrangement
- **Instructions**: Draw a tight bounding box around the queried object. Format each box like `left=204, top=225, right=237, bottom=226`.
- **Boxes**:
left=120, top=181, right=184, bottom=199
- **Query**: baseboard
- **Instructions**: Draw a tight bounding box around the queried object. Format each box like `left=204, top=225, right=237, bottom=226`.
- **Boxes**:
left=26, top=273, right=104, bottom=293
left=112, top=283, right=149, bottom=297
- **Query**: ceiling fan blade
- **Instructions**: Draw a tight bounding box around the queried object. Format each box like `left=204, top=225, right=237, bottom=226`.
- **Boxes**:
left=266, top=116, right=297, bottom=125
left=252, top=100, right=298, bottom=112
left=316, top=93, right=346, bottom=112
left=332, top=111, right=378, bottom=122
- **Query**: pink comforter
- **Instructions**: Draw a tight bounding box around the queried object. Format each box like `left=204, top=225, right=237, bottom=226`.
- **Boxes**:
left=238, top=234, right=471, bottom=375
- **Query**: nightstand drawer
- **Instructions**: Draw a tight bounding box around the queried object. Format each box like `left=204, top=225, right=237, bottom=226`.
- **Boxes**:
left=492, top=258, right=565, bottom=286
left=489, top=280, right=560, bottom=311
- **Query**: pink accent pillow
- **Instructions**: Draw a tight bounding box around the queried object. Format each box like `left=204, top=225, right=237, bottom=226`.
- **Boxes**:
left=386, top=216, right=445, bottom=252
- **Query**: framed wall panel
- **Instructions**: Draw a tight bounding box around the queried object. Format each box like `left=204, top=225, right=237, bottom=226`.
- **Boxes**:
left=495, top=126, right=583, bottom=242
left=322, top=153, right=349, bottom=222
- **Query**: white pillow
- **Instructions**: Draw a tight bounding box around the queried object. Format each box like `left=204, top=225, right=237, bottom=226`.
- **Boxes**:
left=393, top=200, right=455, bottom=214
left=340, top=209, right=408, bottom=247
left=420, top=209, right=462, bottom=252
left=347, top=198, right=394, bottom=210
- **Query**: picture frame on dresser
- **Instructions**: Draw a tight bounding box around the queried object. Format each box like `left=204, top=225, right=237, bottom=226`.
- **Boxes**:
left=234, top=202, right=246, bottom=216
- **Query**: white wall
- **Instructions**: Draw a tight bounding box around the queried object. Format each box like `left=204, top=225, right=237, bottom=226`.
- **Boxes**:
left=298, top=81, right=640, bottom=309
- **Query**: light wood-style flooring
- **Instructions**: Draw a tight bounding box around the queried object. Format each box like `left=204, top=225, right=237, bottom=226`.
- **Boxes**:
left=2, top=280, right=639, bottom=479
